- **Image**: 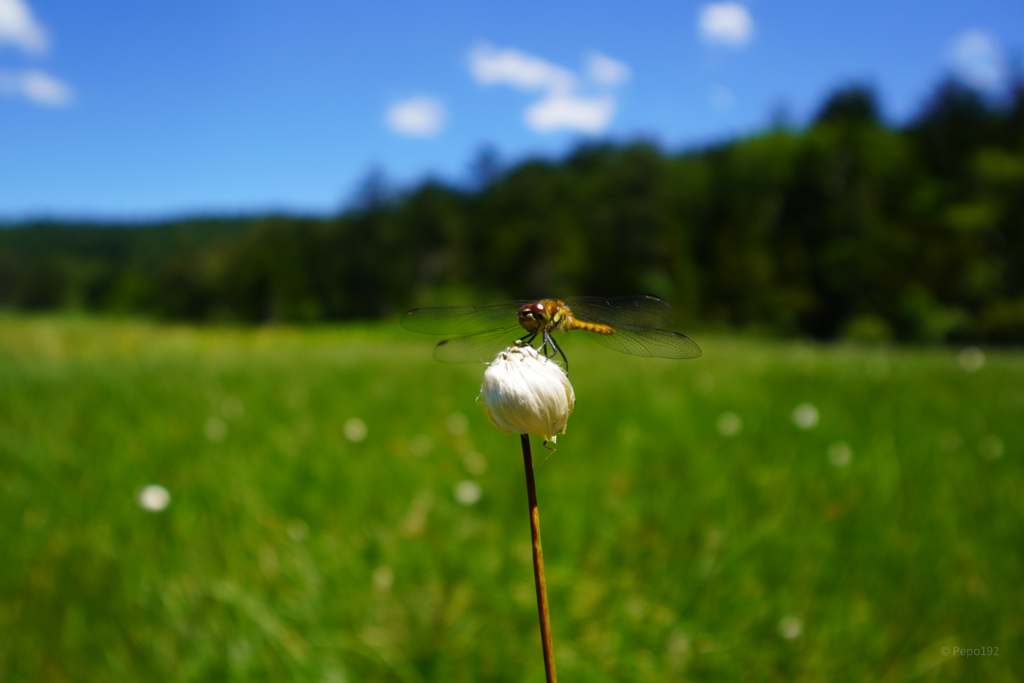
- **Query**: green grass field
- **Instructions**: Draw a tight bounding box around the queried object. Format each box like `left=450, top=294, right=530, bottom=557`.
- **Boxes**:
left=1, top=316, right=1022, bottom=682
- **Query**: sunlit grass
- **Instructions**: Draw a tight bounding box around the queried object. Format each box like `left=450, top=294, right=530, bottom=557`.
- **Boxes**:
left=1, top=316, right=1022, bottom=682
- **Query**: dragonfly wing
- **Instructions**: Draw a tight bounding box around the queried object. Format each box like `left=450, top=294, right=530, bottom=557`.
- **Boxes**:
left=582, top=324, right=702, bottom=359
left=562, top=295, right=675, bottom=329
left=433, top=325, right=532, bottom=364
left=401, top=300, right=529, bottom=335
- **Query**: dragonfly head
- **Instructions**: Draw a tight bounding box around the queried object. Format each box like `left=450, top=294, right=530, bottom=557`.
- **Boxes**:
left=518, top=302, right=549, bottom=333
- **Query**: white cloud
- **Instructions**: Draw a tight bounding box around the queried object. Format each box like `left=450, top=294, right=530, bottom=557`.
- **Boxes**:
left=469, top=43, right=630, bottom=136
left=587, top=51, right=631, bottom=86
left=0, top=68, right=73, bottom=106
left=709, top=85, right=734, bottom=111
left=0, top=0, right=48, bottom=54
left=525, top=91, right=616, bottom=134
left=21, top=69, right=72, bottom=105
left=386, top=96, right=445, bottom=137
left=0, top=2, right=73, bottom=107
left=949, top=29, right=1007, bottom=91
left=699, top=3, right=754, bottom=48
left=469, top=43, right=576, bottom=93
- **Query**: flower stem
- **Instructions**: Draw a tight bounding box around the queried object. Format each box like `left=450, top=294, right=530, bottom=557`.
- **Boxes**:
left=521, top=433, right=557, bottom=683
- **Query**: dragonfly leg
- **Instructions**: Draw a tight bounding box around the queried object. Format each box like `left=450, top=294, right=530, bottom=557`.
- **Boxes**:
left=538, top=331, right=554, bottom=358
left=544, top=331, right=569, bottom=373
left=519, top=332, right=538, bottom=350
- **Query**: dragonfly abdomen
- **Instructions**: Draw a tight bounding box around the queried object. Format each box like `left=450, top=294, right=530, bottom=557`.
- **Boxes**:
left=550, top=301, right=614, bottom=336
left=566, top=319, right=614, bottom=335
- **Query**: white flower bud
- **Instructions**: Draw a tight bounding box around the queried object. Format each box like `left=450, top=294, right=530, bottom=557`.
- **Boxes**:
left=479, top=343, right=576, bottom=443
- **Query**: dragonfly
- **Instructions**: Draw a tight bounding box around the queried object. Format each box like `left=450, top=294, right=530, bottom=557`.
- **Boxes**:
left=401, top=295, right=701, bottom=371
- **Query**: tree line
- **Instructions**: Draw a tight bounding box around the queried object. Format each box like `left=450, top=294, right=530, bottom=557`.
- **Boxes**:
left=2, top=79, right=1023, bottom=343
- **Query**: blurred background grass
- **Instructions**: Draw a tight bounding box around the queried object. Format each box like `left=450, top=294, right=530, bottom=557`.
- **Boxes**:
left=2, top=315, right=1021, bottom=682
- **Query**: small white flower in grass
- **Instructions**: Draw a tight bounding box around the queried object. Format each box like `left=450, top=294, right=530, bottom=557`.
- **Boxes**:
left=409, top=434, right=433, bottom=457
left=463, top=451, right=487, bottom=475
left=221, top=396, right=245, bottom=420
left=938, top=428, right=962, bottom=452
left=979, top=435, right=1004, bottom=460
left=454, top=480, right=482, bottom=505
left=958, top=346, right=985, bottom=372
left=667, top=629, right=692, bottom=665
left=778, top=615, right=803, bottom=640
left=827, top=442, right=853, bottom=467
left=287, top=519, right=309, bottom=542
left=138, top=484, right=171, bottom=512
left=716, top=412, right=742, bottom=437
left=691, top=371, right=715, bottom=395
left=205, top=416, right=228, bottom=442
left=372, top=565, right=394, bottom=591
left=344, top=417, right=367, bottom=442
left=479, top=342, right=575, bottom=444
left=258, top=547, right=280, bottom=578
left=792, top=403, right=819, bottom=430
left=446, top=412, right=469, bottom=435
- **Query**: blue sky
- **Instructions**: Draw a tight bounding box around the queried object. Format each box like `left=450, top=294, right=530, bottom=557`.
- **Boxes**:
left=1, top=0, right=1022, bottom=220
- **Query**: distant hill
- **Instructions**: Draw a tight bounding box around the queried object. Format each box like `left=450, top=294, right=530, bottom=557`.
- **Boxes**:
left=3, top=79, right=1023, bottom=343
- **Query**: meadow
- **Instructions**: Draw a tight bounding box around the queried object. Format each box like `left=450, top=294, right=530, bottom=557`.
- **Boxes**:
left=1, top=315, right=1021, bottom=682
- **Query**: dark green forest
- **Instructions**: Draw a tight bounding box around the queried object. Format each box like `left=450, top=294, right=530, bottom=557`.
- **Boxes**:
left=3, top=81, right=1023, bottom=343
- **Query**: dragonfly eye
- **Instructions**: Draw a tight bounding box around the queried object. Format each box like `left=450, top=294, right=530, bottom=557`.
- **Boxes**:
left=518, top=302, right=546, bottom=319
